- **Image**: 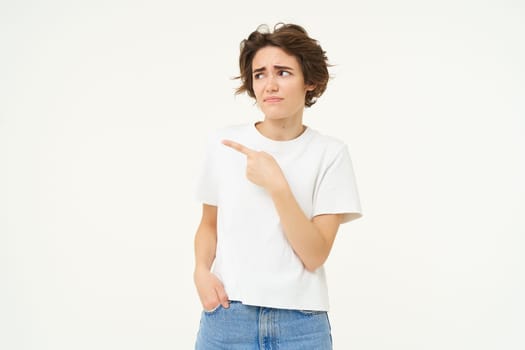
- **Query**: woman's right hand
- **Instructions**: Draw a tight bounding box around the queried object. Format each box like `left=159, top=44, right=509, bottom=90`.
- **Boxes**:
left=193, top=266, right=230, bottom=311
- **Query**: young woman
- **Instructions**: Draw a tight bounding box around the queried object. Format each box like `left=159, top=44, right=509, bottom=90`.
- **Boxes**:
left=193, top=23, right=362, bottom=349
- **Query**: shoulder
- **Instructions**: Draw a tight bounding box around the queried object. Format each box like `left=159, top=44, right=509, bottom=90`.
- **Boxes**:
left=308, top=128, right=349, bottom=159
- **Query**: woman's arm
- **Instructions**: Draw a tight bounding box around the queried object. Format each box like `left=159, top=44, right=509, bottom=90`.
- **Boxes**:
left=222, top=139, right=343, bottom=272
left=193, top=204, right=229, bottom=310
left=270, top=186, right=342, bottom=272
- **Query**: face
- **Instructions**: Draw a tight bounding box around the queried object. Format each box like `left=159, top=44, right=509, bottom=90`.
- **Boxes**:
left=251, top=46, right=315, bottom=122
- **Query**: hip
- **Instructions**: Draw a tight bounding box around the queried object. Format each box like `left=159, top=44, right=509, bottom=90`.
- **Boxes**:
left=195, top=300, right=332, bottom=350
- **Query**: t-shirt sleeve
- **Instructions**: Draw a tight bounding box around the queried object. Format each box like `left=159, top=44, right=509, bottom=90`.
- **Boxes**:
left=195, top=132, right=219, bottom=206
left=312, top=144, right=362, bottom=224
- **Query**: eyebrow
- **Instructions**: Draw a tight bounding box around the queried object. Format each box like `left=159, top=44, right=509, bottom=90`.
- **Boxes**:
left=252, top=65, right=294, bottom=74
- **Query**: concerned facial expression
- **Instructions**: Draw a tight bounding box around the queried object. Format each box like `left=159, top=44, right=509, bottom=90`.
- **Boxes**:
left=251, top=46, right=315, bottom=121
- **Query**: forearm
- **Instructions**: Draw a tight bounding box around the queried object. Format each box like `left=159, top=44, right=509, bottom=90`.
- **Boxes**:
left=194, top=223, right=217, bottom=272
left=270, top=185, right=329, bottom=272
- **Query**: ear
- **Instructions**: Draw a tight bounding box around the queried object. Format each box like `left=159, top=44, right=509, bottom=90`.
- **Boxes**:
left=305, top=83, right=316, bottom=92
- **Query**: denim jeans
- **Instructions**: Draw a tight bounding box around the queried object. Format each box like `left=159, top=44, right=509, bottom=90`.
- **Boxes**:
left=195, top=301, right=332, bottom=350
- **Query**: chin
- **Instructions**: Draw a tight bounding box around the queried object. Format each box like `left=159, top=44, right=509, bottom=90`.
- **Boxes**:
left=260, top=107, right=285, bottom=119
left=263, top=114, right=289, bottom=121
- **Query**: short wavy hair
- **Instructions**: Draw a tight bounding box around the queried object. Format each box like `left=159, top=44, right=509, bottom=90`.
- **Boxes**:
left=235, top=23, right=330, bottom=108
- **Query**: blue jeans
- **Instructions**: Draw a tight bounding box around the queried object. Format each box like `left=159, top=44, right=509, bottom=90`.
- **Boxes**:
left=195, top=301, right=332, bottom=350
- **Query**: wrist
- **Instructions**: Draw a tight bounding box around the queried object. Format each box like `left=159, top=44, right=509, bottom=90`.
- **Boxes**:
left=269, top=179, right=291, bottom=198
left=194, top=264, right=211, bottom=276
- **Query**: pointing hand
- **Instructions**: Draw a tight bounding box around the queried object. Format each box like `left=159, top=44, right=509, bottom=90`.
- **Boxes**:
left=222, top=139, right=287, bottom=193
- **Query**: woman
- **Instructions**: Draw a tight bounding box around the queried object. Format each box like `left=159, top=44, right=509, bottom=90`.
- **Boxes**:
left=193, top=23, right=362, bottom=349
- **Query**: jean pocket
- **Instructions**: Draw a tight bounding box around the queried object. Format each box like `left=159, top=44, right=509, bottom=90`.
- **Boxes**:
left=203, top=304, right=222, bottom=315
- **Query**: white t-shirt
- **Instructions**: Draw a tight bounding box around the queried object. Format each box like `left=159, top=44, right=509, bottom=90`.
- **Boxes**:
left=196, top=122, right=362, bottom=311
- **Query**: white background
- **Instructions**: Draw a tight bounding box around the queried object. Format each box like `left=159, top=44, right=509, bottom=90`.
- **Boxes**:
left=1, top=0, right=524, bottom=349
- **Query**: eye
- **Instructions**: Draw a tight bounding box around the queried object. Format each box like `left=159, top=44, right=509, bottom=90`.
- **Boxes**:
left=254, top=72, right=264, bottom=80
left=278, top=70, right=291, bottom=77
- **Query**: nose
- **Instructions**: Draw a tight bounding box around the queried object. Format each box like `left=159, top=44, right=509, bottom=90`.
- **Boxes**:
left=265, top=74, right=278, bottom=92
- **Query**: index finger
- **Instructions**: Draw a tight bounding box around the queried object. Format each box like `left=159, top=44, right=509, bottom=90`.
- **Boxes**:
left=222, top=139, right=254, bottom=156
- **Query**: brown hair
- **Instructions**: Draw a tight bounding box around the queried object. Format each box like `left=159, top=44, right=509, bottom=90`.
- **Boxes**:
left=235, top=23, right=330, bottom=108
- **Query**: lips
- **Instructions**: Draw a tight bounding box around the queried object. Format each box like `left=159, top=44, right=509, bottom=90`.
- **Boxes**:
left=264, top=97, right=283, bottom=103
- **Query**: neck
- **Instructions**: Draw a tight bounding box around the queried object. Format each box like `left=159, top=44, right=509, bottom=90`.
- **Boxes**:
left=256, top=117, right=305, bottom=141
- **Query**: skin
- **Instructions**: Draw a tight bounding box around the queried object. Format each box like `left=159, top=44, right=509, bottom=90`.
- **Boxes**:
left=250, top=46, right=315, bottom=140
left=194, top=46, right=342, bottom=311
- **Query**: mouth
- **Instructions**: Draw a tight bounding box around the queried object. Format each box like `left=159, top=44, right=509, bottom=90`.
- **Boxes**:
left=264, top=97, right=283, bottom=103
